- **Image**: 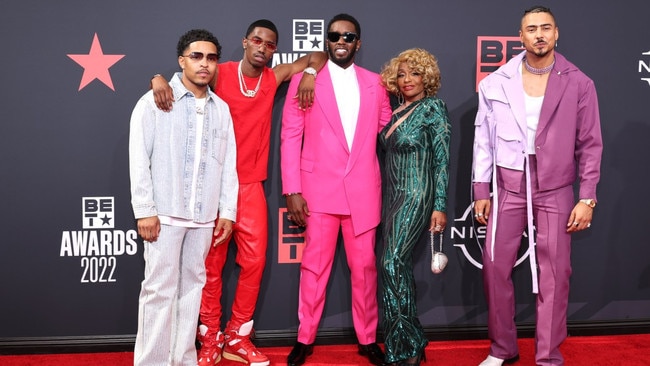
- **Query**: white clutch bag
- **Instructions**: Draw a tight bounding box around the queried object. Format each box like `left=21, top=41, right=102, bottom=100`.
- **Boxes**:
left=430, top=231, right=448, bottom=274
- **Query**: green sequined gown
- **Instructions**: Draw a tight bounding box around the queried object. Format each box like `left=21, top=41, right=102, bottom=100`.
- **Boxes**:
left=378, top=96, right=451, bottom=363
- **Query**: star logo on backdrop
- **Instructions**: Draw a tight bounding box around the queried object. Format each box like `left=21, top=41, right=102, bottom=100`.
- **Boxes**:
left=67, top=33, right=125, bottom=91
left=100, top=214, right=112, bottom=226
left=310, top=37, right=321, bottom=50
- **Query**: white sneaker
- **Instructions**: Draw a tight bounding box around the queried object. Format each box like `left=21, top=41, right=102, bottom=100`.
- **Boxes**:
left=479, top=355, right=504, bottom=366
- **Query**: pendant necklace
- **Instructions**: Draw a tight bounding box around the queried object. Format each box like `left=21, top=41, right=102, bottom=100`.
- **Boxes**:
left=195, top=98, right=205, bottom=114
left=238, top=60, right=263, bottom=97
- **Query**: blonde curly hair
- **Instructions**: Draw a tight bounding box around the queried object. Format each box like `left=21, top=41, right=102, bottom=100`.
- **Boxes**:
left=380, top=48, right=441, bottom=97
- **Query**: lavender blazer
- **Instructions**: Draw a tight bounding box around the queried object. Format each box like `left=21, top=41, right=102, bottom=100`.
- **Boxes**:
left=472, top=51, right=603, bottom=201
left=281, top=63, right=391, bottom=235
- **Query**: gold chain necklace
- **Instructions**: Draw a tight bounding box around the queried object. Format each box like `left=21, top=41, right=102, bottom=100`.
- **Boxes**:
left=238, top=60, right=263, bottom=97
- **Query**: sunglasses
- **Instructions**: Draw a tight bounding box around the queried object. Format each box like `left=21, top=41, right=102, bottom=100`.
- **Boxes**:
left=327, top=32, right=358, bottom=43
left=247, top=37, right=278, bottom=52
left=182, top=52, right=219, bottom=63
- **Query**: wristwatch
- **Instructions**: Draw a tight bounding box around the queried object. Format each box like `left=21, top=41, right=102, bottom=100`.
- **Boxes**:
left=303, top=67, right=317, bottom=78
left=579, top=198, right=596, bottom=208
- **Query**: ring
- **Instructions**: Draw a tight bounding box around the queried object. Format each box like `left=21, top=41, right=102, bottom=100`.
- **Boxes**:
left=573, top=222, right=579, bottom=226
left=587, top=223, right=591, bottom=228
left=477, top=213, right=483, bottom=217
left=474, top=214, right=478, bottom=218
left=435, top=225, right=442, bottom=230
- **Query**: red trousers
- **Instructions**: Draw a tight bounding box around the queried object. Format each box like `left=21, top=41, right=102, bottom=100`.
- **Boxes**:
left=200, top=182, right=268, bottom=330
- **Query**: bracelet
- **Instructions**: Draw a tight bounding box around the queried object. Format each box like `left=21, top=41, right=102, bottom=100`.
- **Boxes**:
left=284, top=192, right=301, bottom=196
left=151, top=73, right=162, bottom=80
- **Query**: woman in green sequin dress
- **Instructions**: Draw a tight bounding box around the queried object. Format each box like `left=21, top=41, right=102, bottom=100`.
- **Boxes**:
left=378, top=48, right=451, bottom=365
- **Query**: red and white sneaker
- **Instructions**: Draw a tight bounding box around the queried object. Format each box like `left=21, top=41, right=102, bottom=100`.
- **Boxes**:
left=222, top=320, right=269, bottom=366
left=197, top=324, right=224, bottom=366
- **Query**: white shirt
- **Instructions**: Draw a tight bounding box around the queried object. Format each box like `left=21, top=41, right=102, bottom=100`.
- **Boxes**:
left=328, top=60, right=360, bottom=150
left=524, top=93, right=544, bottom=155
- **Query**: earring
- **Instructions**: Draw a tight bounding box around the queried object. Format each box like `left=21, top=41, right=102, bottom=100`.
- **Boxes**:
left=397, top=92, right=404, bottom=106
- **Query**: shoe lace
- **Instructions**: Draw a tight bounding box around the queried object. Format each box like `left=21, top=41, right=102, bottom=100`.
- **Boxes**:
left=200, top=334, right=220, bottom=354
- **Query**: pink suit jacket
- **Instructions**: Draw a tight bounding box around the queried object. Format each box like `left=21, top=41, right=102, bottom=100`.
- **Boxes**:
left=281, top=63, right=391, bottom=235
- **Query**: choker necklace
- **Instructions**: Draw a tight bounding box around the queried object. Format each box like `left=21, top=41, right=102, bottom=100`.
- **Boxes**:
left=238, top=60, right=263, bottom=97
left=524, top=57, right=555, bottom=75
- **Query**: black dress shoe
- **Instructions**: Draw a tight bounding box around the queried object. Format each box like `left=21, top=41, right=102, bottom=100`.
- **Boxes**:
left=287, top=342, right=314, bottom=366
left=358, top=343, right=386, bottom=366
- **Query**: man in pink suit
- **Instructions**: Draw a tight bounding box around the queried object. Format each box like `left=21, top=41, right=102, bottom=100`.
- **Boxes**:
left=472, top=6, right=603, bottom=366
left=280, top=13, right=392, bottom=366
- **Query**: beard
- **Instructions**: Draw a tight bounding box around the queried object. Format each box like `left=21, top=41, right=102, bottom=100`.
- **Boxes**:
left=191, top=78, right=210, bottom=87
left=327, top=45, right=357, bottom=68
left=530, top=40, right=554, bottom=58
left=533, top=48, right=551, bottom=57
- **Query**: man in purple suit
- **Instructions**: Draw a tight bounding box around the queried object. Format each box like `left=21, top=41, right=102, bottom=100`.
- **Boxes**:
left=281, top=13, right=392, bottom=366
left=472, top=6, right=603, bottom=366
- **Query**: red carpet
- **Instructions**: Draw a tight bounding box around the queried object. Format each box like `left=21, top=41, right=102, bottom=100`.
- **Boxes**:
left=1, top=334, right=649, bottom=365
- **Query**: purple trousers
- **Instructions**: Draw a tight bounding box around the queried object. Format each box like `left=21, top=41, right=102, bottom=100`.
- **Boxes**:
left=483, top=160, right=573, bottom=366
